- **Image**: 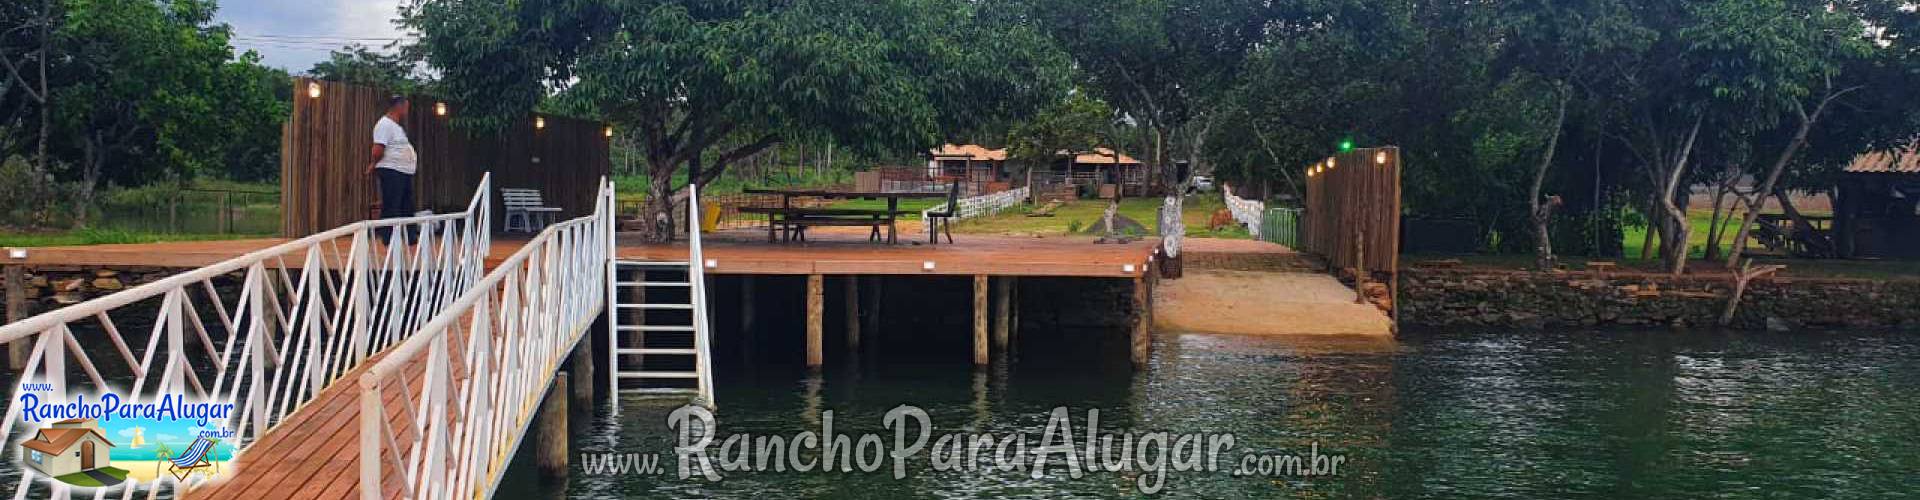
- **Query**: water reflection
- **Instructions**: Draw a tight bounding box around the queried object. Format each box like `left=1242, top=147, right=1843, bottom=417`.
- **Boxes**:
left=7, top=328, right=1916, bottom=498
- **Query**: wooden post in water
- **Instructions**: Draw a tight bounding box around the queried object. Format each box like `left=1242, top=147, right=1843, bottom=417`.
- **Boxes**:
left=844, top=276, right=860, bottom=354
left=992, top=278, right=1011, bottom=352
left=973, top=275, right=988, bottom=366
left=1130, top=276, right=1150, bottom=369
left=5, top=265, right=29, bottom=370
left=806, top=274, right=823, bottom=369
left=537, top=374, right=569, bottom=481
left=740, top=276, right=756, bottom=367
left=739, top=276, right=756, bottom=332
left=569, top=340, right=594, bottom=411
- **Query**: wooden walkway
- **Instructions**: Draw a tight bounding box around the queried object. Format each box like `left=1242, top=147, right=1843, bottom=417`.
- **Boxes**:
left=183, top=318, right=468, bottom=499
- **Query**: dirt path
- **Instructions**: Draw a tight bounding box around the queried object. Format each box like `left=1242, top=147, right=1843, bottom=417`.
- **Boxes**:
left=1155, top=269, right=1392, bottom=336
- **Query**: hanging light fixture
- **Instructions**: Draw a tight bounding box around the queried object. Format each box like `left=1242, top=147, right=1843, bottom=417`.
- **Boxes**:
left=435, top=102, right=448, bottom=116
left=307, top=81, right=321, bottom=98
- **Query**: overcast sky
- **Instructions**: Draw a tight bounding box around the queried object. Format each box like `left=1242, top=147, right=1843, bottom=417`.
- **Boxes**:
left=216, top=0, right=411, bottom=71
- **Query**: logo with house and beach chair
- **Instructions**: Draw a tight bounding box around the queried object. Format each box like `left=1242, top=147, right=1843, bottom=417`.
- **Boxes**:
left=13, top=390, right=238, bottom=490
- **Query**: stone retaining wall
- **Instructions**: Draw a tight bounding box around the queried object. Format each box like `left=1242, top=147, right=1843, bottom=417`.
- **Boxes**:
left=1398, top=268, right=1920, bottom=330
left=3, top=265, right=225, bottom=313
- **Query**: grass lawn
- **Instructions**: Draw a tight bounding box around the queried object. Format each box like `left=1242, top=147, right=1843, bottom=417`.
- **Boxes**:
left=0, top=228, right=260, bottom=248
left=827, top=197, right=948, bottom=219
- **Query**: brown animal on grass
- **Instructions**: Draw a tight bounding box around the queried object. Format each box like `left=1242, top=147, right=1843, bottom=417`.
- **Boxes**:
left=1208, top=209, right=1235, bottom=231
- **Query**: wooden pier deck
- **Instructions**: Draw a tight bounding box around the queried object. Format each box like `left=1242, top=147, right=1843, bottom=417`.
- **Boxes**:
left=6, top=230, right=1158, bottom=279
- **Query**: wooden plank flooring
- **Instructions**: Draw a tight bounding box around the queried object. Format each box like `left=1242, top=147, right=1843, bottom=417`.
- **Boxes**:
left=185, top=319, right=473, bottom=499
left=10, top=230, right=1157, bottom=279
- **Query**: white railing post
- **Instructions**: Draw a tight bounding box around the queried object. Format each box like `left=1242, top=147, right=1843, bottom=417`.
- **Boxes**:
left=359, top=380, right=383, bottom=500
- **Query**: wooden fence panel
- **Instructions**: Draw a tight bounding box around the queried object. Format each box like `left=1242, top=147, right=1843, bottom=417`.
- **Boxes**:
left=281, top=77, right=612, bottom=236
left=1301, top=146, right=1401, bottom=273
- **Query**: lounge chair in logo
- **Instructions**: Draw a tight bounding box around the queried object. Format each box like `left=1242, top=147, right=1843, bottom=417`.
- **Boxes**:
left=166, top=437, right=219, bottom=480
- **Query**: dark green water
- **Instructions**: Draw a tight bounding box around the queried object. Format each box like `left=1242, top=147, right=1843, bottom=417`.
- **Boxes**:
left=495, top=330, right=1920, bottom=498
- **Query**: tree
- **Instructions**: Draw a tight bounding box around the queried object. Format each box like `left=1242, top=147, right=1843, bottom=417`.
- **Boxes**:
left=406, top=0, right=1070, bottom=241
left=0, top=0, right=53, bottom=191
left=1023, top=0, right=1272, bottom=260
left=1699, top=0, right=1880, bottom=268
left=307, top=43, right=423, bottom=92
left=48, top=0, right=270, bottom=223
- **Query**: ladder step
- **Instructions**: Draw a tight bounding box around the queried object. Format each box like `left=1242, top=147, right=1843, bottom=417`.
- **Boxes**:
left=616, top=387, right=700, bottom=395
left=615, top=281, right=690, bottom=287
left=616, top=304, right=694, bottom=310
left=617, top=371, right=699, bottom=379
left=615, top=325, right=695, bottom=332
left=619, top=261, right=690, bottom=267
left=616, top=348, right=698, bottom=355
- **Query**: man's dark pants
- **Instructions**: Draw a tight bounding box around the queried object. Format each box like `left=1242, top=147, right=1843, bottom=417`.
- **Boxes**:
left=376, top=168, right=415, bottom=244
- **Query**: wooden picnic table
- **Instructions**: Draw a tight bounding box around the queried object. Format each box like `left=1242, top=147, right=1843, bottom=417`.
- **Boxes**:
left=743, top=188, right=951, bottom=244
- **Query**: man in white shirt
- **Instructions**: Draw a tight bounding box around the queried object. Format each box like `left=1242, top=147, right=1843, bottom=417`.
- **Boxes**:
left=365, top=95, right=416, bottom=243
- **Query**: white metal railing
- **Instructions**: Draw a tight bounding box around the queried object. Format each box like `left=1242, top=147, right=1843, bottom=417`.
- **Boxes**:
left=1223, top=184, right=1265, bottom=236
left=357, top=178, right=613, bottom=500
left=686, top=186, right=716, bottom=406
left=0, top=174, right=493, bottom=498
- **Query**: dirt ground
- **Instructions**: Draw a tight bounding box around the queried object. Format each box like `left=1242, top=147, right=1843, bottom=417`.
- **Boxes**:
left=1154, top=269, right=1393, bottom=336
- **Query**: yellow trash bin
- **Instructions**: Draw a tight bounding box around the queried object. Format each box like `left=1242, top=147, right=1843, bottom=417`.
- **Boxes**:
left=700, top=202, right=721, bottom=232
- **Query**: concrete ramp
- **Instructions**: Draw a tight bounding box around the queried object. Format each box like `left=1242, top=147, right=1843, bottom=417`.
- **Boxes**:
left=1155, top=270, right=1392, bottom=336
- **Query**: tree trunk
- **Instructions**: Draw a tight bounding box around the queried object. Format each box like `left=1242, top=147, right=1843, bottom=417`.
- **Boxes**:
left=647, top=161, right=676, bottom=243
left=1528, top=91, right=1570, bottom=270
left=1659, top=117, right=1704, bottom=275
left=1722, top=89, right=1850, bottom=268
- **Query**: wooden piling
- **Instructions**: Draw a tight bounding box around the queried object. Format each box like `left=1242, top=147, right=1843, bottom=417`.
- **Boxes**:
left=1130, top=277, right=1150, bottom=369
left=806, top=274, right=823, bottom=369
left=739, top=276, right=755, bottom=332
left=5, top=265, right=28, bottom=370
left=569, top=340, right=594, bottom=411
left=973, top=275, right=988, bottom=366
left=536, top=374, right=570, bottom=481
left=992, top=277, right=1011, bottom=351
left=844, top=277, right=860, bottom=354
left=864, top=277, right=882, bottom=345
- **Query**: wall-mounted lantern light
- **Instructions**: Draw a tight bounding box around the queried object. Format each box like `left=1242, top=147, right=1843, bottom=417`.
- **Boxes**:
left=435, top=102, right=448, bottom=116
left=307, top=82, right=321, bottom=98
left=604, top=126, right=614, bottom=138
left=535, top=116, right=546, bottom=130
left=1328, top=157, right=1337, bottom=170
left=1376, top=151, right=1389, bottom=165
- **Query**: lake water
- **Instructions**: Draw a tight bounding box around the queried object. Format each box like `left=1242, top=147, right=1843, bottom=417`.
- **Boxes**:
left=2, top=328, right=1913, bottom=497
left=493, top=329, right=1920, bottom=499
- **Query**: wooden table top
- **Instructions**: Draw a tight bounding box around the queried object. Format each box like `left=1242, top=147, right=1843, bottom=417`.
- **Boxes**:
left=742, top=188, right=950, bottom=199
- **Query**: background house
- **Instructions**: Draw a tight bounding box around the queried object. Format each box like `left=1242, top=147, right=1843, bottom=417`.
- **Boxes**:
left=1834, top=145, right=1920, bottom=259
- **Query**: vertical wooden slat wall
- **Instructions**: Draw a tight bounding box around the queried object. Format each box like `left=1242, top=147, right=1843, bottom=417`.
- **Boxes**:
left=1301, top=146, right=1401, bottom=273
left=281, top=77, right=613, bottom=237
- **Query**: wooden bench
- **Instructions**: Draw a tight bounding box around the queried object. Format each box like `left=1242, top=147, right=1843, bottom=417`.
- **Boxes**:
left=501, top=188, right=563, bottom=233
left=740, top=207, right=904, bottom=242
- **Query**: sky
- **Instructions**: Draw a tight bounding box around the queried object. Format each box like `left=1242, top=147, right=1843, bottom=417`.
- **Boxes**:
left=215, top=0, right=412, bottom=72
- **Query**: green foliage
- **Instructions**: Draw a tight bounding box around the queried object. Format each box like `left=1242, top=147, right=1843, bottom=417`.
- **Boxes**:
left=307, top=44, right=424, bottom=93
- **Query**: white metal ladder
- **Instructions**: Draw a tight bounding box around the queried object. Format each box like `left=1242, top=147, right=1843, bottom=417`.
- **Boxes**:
left=606, top=187, right=715, bottom=411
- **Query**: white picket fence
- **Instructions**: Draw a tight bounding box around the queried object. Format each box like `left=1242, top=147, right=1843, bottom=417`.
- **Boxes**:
left=922, top=186, right=1030, bottom=221
left=0, top=175, right=494, bottom=499
left=1222, top=184, right=1265, bottom=236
